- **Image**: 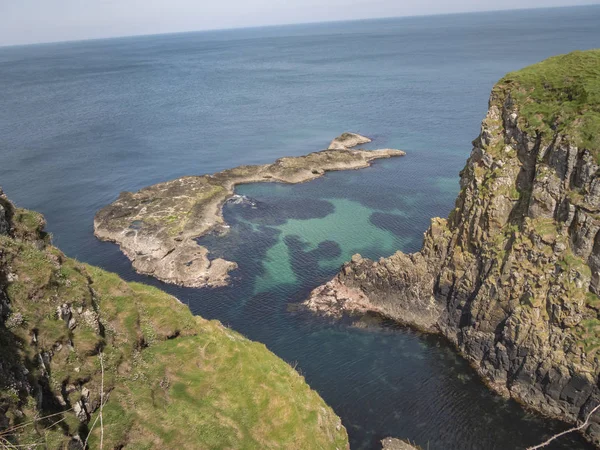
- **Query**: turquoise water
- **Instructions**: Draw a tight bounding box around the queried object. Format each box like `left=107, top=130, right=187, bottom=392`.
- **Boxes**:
left=2, top=5, right=600, bottom=449
left=250, top=197, right=405, bottom=293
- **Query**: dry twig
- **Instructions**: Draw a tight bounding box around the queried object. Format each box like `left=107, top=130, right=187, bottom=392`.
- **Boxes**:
left=527, top=403, right=600, bottom=450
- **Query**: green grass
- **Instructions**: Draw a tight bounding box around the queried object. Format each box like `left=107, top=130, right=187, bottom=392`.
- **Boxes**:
left=576, top=318, right=600, bottom=355
left=558, top=250, right=592, bottom=277
left=86, top=270, right=348, bottom=449
left=531, top=218, right=559, bottom=242
left=496, top=49, right=600, bottom=160
left=586, top=292, right=600, bottom=311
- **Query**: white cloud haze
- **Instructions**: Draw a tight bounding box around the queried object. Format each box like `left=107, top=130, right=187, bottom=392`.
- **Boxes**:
left=0, top=0, right=598, bottom=46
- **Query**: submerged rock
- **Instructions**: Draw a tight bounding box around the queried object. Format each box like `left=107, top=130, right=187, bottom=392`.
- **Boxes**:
left=304, top=50, right=600, bottom=445
left=94, top=135, right=405, bottom=288
left=227, top=194, right=257, bottom=207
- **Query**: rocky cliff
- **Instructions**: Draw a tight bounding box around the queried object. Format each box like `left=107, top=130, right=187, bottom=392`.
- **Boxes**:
left=0, top=188, right=349, bottom=449
left=304, top=50, right=600, bottom=444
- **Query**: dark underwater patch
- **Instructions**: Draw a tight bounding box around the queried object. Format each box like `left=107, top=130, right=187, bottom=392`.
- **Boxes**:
left=284, top=235, right=343, bottom=284
left=370, top=212, right=428, bottom=249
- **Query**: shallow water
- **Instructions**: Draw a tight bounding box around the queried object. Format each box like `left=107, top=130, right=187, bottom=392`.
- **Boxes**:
left=2, top=5, right=600, bottom=449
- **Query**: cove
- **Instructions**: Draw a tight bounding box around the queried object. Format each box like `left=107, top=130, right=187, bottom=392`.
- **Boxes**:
left=2, top=6, right=600, bottom=448
left=188, top=158, right=592, bottom=449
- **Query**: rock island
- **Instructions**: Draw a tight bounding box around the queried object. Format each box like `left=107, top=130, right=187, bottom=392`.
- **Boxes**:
left=94, top=133, right=405, bottom=288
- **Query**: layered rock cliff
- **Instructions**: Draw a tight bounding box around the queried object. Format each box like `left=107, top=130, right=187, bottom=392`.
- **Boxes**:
left=304, top=50, right=600, bottom=444
left=0, top=188, right=349, bottom=448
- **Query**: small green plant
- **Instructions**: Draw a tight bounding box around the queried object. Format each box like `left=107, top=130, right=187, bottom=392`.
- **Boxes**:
left=497, top=50, right=600, bottom=159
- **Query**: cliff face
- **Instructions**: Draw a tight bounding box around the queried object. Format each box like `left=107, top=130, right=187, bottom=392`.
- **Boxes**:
left=305, top=50, right=600, bottom=442
left=0, top=189, right=349, bottom=449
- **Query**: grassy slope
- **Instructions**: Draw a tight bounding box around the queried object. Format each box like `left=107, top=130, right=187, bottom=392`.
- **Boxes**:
left=497, top=49, right=600, bottom=157
left=0, top=203, right=348, bottom=449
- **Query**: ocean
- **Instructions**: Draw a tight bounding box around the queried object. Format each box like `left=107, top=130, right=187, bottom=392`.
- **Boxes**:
left=2, top=5, right=600, bottom=449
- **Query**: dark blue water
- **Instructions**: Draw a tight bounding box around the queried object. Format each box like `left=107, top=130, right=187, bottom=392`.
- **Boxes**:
left=2, top=6, right=600, bottom=449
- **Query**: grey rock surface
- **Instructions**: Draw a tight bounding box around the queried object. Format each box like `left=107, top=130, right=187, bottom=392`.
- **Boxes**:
left=381, top=437, right=419, bottom=450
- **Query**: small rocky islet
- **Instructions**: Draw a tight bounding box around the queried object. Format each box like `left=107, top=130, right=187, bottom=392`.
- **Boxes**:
left=94, top=133, right=405, bottom=288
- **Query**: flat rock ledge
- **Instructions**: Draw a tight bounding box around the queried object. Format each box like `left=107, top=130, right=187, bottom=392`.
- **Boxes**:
left=302, top=277, right=383, bottom=319
left=94, top=134, right=405, bottom=288
left=302, top=248, right=444, bottom=332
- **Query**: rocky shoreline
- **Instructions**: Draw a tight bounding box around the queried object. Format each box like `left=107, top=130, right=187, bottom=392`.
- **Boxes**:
left=94, top=133, right=404, bottom=288
left=303, top=51, right=600, bottom=446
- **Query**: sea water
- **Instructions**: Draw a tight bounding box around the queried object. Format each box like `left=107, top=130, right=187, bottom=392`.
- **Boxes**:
left=2, top=6, right=600, bottom=448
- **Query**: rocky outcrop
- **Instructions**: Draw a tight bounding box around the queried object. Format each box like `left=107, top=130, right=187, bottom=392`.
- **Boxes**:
left=0, top=188, right=13, bottom=237
left=0, top=203, right=8, bottom=236
left=94, top=134, right=404, bottom=288
left=328, top=132, right=372, bottom=149
left=0, top=191, right=349, bottom=449
left=304, top=50, right=600, bottom=444
left=381, top=438, right=420, bottom=450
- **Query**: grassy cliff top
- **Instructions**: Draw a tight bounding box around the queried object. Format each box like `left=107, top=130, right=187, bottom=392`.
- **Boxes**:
left=496, top=49, right=600, bottom=154
left=0, top=196, right=349, bottom=449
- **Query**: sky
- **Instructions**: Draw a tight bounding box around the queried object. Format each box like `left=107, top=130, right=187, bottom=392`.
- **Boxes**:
left=0, top=0, right=598, bottom=46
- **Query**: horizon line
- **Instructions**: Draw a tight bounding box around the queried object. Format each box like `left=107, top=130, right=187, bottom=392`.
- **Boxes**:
left=1, top=2, right=599, bottom=49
